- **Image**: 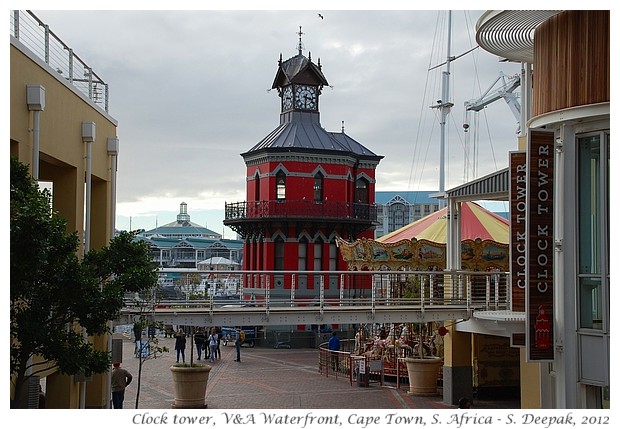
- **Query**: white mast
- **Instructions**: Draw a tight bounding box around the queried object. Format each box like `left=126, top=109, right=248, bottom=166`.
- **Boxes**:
left=431, top=11, right=454, bottom=209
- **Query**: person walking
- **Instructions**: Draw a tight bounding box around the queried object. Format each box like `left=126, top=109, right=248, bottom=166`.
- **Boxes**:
left=235, top=328, right=246, bottom=362
left=111, top=362, right=132, bottom=409
left=215, top=327, right=222, bottom=360
left=133, top=322, right=142, bottom=357
left=328, top=331, right=341, bottom=371
left=207, top=328, right=218, bottom=363
left=194, top=328, right=206, bottom=360
left=174, top=329, right=187, bottom=363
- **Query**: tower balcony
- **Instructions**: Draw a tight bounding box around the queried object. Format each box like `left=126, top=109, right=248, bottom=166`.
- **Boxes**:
left=224, top=200, right=377, bottom=237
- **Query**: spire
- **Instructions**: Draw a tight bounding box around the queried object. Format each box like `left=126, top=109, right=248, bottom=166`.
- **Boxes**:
left=297, top=26, right=304, bottom=55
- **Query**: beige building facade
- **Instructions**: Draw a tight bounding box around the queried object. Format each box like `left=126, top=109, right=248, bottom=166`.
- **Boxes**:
left=10, top=11, right=119, bottom=408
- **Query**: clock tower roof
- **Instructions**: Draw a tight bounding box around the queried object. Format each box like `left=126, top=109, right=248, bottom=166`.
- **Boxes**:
left=242, top=120, right=382, bottom=162
left=272, top=53, right=329, bottom=89
left=272, top=27, right=328, bottom=89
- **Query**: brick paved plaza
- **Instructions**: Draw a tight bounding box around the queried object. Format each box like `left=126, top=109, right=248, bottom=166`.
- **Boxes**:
left=118, top=335, right=518, bottom=410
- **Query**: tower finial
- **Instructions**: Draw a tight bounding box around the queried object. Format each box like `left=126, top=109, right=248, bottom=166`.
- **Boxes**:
left=297, top=26, right=304, bottom=55
left=341, top=121, right=345, bottom=133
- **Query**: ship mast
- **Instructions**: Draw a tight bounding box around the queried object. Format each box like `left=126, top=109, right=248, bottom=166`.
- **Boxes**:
left=431, top=11, right=454, bottom=209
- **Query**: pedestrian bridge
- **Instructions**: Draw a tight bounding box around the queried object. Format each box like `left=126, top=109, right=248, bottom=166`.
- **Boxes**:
left=119, top=269, right=511, bottom=327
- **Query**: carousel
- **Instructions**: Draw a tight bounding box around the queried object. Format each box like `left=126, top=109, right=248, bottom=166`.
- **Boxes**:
left=337, top=201, right=509, bottom=271
left=336, top=202, right=516, bottom=390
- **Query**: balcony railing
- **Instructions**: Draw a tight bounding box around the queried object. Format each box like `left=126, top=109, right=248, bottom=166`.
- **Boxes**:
left=224, top=200, right=377, bottom=223
left=10, top=10, right=109, bottom=112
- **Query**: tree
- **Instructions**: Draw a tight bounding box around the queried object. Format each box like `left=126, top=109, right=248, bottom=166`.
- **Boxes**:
left=128, top=285, right=169, bottom=409
left=10, top=157, right=158, bottom=408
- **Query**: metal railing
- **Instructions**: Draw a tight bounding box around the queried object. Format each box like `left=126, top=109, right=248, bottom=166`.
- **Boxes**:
left=10, top=10, right=109, bottom=112
left=224, top=200, right=377, bottom=223
left=122, top=269, right=511, bottom=326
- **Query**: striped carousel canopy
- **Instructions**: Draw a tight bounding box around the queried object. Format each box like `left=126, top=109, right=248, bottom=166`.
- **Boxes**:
left=377, top=201, right=509, bottom=245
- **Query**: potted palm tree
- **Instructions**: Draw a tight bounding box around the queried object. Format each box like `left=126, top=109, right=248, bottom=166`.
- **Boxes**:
left=170, top=328, right=212, bottom=408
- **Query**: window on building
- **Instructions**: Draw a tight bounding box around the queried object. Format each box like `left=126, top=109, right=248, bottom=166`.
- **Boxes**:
left=314, top=172, right=324, bottom=202
left=254, top=171, right=260, bottom=201
left=274, top=237, right=285, bottom=271
left=355, top=177, right=369, bottom=204
left=391, top=203, right=406, bottom=231
left=276, top=171, right=286, bottom=200
left=314, top=239, right=323, bottom=271
left=298, top=238, right=308, bottom=271
left=578, top=132, right=609, bottom=330
left=329, top=241, right=337, bottom=271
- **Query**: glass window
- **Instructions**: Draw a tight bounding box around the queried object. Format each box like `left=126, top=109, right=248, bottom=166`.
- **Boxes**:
left=314, top=239, right=323, bottom=271
left=577, top=132, right=609, bottom=330
left=298, top=239, right=307, bottom=271
left=355, top=178, right=369, bottom=204
left=274, top=237, right=285, bottom=271
left=329, top=242, right=337, bottom=271
left=254, top=171, right=260, bottom=201
left=579, top=277, right=603, bottom=329
left=578, top=135, right=601, bottom=274
left=391, top=203, right=405, bottom=231
left=314, top=172, right=324, bottom=202
left=276, top=171, right=286, bottom=200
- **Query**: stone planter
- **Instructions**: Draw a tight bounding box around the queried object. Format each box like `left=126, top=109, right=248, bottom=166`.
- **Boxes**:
left=404, top=356, right=442, bottom=396
left=170, top=365, right=212, bottom=408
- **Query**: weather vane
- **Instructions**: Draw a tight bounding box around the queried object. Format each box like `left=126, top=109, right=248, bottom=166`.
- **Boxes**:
left=297, top=26, right=304, bottom=55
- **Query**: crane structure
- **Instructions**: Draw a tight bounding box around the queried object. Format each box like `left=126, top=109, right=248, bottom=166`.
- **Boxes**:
left=462, top=71, right=521, bottom=181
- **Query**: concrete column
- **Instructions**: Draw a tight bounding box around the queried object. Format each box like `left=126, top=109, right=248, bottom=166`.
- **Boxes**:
left=442, top=326, right=473, bottom=405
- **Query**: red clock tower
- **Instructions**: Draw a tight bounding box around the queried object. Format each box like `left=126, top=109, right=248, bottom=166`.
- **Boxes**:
left=224, top=32, right=383, bottom=301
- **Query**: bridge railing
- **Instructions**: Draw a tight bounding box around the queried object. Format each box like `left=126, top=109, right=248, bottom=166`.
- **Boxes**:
left=129, top=269, right=510, bottom=312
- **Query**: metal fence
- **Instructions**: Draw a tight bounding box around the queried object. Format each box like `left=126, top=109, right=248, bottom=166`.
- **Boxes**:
left=138, top=269, right=511, bottom=311
left=10, top=10, right=109, bottom=112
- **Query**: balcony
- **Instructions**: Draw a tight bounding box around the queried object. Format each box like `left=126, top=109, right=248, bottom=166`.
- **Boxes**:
left=225, top=200, right=377, bottom=221
left=224, top=200, right=377, bottom=236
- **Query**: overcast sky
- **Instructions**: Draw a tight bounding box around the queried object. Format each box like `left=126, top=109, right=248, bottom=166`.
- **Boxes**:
left=25, top=7, right=528, bottom=238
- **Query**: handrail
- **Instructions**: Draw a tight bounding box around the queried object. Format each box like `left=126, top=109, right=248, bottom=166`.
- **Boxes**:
left=10, top=10, right=109, bottom=112
left=126, top=268, right=511, bottom=314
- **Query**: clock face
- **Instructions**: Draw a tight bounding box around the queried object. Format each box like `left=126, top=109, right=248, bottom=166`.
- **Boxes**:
left=294, top=85, right=317, bottom=110
left=282, top=86, right=293, bottom=110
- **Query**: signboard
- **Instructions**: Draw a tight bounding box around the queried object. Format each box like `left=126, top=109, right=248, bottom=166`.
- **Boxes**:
left=509, top=151, right=527, bottom=312
left=526, top=130, right=555, bottom=361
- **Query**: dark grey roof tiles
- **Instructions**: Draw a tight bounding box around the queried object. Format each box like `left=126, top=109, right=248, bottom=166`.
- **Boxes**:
left=245, top=121, right=380, bottom=159
left=272, top=54, right=329, bottom=88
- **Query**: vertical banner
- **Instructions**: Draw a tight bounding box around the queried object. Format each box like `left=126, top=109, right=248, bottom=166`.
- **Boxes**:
left=510, top=151, right=527, bottom=313
left=526, top=130, right=555, bottom=361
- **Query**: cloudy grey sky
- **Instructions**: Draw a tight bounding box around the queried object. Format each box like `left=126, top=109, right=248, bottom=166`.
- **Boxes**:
left=28, top=7, right=525, bottom=238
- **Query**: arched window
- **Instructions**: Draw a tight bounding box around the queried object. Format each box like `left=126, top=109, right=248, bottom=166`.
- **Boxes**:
left=314, top=238, right=323, bottom=271
left=276, top=171, right=286, bottom=200
left=329, top=240, right=338, bottom=271
left=314, top=171, right=324, bottom=202
left=254, top=171, right=260, bottom=201
left=274, top=237, right=285, bottom=271
left=298, top=237, right=308, bottom=271
left=391, top=202, right=406, bottom=231
left=355, top=177, right=369, bottom=204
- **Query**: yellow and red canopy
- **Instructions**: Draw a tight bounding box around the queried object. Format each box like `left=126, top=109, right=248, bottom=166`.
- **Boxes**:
left=377, top=201, right=509, bottom=245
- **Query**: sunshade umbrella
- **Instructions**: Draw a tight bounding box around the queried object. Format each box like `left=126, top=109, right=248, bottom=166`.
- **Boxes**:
left=377, top=201, right=509, bottom=244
